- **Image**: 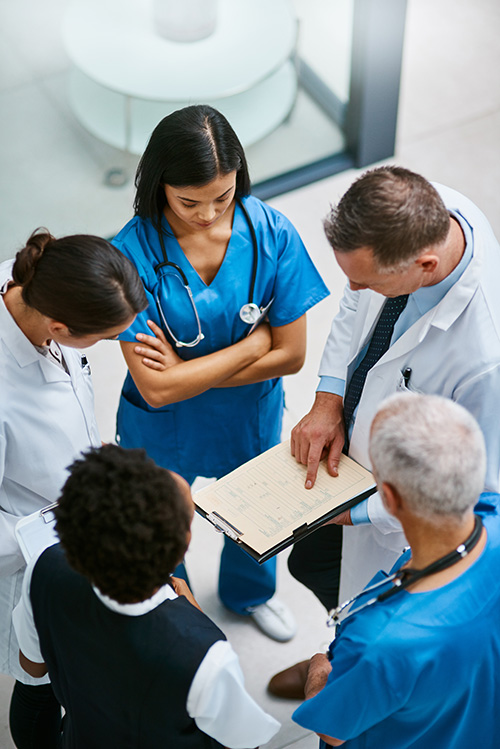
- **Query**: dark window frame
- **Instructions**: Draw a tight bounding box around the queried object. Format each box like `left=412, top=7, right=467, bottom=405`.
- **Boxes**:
left=253, top=0, right=408, bottom=200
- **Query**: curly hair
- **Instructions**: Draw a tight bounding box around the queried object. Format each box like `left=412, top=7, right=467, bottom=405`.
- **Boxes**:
left=323, top=166, right=451, bottom=269
left=54, top=445, right=192, bottom=603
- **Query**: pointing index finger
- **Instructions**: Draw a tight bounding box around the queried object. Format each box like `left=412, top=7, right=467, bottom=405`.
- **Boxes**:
left=305, top=443, right=323, bottom=490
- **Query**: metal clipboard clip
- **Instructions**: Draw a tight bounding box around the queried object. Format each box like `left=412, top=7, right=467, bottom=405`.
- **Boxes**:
left=40, top=502, right=58, bottom=524
left=207, top=511, right=243, bottom=543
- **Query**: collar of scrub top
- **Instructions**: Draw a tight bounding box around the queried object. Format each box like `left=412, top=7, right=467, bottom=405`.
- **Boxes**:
left=327, top=514, right=483, bottom=634
left=153, top=198, right=260, bottom=347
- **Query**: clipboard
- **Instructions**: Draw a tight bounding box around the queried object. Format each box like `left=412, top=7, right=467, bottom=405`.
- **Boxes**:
left=194, top=441, right=376, bottom=563
left=15, top=503, right=60, bottom=562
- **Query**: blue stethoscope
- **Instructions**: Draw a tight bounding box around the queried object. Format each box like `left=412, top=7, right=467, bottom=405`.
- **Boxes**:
left=154, top=198, right=263, bottom=348
left=326, top=514, right=483, bottom=634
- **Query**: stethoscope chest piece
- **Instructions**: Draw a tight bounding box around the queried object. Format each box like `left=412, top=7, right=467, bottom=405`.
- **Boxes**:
left=239, top=302, right=261, bottom=325
left=156, top=198, right=262, bottom=345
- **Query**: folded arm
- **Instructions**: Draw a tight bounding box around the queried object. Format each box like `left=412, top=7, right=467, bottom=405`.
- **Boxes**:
left=121, top=321, right=272, bottom=408
left=124, top=315, right=306, bottom=407
left=214, top=315, right=306, bottom=387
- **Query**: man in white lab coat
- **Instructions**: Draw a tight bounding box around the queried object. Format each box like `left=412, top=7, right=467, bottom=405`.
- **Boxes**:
left=269, top=165, right=500, bottom=699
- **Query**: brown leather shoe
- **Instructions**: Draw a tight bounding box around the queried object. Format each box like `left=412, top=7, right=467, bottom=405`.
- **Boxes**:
left=267, top=659, right=310, bottom=700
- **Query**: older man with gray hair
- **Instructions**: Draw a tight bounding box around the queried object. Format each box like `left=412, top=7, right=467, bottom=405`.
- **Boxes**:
left=292, top=393, right=500, bottom=749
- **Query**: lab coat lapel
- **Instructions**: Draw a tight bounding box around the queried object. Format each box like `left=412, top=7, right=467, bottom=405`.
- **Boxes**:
left=360, top=293, right=385, bottom=345
left=347, top=292, right=385, bottom=368
left=375, top=248, right=481, bottom=368
left=36, top=354, right=70, bottom=383
left=63, top=348, right=98, bottom=444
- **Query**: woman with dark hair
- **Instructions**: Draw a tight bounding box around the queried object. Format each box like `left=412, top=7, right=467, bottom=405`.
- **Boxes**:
left=0, top=229, right=146, bottom=749
left=113, top=105, right=329, bottom=641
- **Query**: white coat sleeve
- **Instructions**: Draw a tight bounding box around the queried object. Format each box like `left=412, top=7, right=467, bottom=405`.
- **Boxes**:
left=187, top=640, right=280, bottom=748
left=453, top=363, right=500, bottom=493
left=366, top=491, right=405, bottom=535
left=318, top=284, right=360, bottom=380
left=0, top=432, right=25, bottom=576
left=12, top=551, right=44, bottom=663
left=366, top=364, right=500, bottom=536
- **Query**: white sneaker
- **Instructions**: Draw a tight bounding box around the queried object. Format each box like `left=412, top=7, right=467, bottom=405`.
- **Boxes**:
left=246, top=597, right=297, bottom=642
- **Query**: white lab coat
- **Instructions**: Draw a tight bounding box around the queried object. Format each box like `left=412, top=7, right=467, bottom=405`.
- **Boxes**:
left=318, top=185, right=500, bottom=600
left=0, top=260, right=100, bottom=683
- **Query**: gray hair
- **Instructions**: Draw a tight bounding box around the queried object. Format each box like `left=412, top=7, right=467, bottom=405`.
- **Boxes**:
left=369, top=394, right=486, bottom=519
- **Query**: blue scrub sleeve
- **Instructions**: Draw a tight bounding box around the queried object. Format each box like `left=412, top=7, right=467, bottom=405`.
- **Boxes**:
left=119, top=289, right=163, bottom=343
left=265, top=215, right=329, bottom=328
left=112, top=238, right=163, bottom=343
left=292, top=636, right=411, bottom=741
left=475, top=491, right=500, bottom=517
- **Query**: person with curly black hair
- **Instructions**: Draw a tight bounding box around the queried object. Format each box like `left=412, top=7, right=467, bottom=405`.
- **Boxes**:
left=12, top=445, right=280, bottom=749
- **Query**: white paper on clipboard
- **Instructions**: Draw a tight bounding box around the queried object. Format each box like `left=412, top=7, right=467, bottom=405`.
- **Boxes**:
left=245, top=297, right=275, bottom=335
left=15, top=504, right=59, bottom=563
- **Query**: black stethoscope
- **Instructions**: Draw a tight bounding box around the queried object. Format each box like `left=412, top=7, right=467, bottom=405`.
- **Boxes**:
left=154, top=198, right=263, bottom=348
left=326, top=514, right=483, bottom=634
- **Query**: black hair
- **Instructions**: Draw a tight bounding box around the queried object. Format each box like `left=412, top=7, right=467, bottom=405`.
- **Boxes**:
left=12, top=229, right=147, bottom=335
left=134, top=104, right=251, bottom=233
left=323, top=166, right=451, bottom=268
left=54, top=445, right=192, bottom=604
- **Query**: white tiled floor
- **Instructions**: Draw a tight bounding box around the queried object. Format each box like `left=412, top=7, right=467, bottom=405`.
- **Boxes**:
left=1, top=0, right=500, bottom=747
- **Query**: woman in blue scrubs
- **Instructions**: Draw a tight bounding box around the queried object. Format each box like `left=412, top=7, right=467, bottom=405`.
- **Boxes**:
left=113, top=105, right=329, bottom=640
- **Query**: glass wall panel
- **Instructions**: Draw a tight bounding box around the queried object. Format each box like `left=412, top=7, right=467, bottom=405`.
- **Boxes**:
left=247, top=0, right=354, bottom=191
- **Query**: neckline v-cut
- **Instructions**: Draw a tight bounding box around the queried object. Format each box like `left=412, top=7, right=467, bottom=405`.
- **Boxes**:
left=161, top=200, right=241, bottom=288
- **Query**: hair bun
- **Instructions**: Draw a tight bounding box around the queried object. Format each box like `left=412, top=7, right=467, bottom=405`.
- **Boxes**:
left=12, top=228, right=54, bottom=288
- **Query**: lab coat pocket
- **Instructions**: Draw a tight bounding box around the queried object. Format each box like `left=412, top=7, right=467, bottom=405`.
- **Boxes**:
left=396, top=369, right=423, bottom=394
left=116, top=393, right=178, bottom=470
left=257, top=379, right=285, bottom=451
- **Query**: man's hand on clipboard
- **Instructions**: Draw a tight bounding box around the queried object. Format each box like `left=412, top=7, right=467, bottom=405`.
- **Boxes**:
left=324, top=509, right=353, bottom=526
left=291, top=392, right=346, bottom=489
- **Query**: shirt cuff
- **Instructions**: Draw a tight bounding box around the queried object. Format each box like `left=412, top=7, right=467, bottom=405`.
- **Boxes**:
left=187, top=640, right=280, bottom=748
left=350, top=500, right=370, bottom=525
left=316, top=376, right=345, bottom=397
left=366, top=493, right=406, bottom=539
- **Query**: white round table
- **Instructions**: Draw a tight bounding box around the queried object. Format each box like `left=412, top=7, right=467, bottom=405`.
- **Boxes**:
left=63, top=0, right=298, bottom=152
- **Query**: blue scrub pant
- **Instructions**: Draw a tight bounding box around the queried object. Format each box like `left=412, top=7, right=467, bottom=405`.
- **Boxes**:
left=218, top=536, right=276, bottom=614
left=174, top=541, right=276, bottom=614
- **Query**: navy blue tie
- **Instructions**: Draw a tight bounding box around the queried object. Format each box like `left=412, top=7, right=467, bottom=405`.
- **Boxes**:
left=343, top=294, right=409, bottom=437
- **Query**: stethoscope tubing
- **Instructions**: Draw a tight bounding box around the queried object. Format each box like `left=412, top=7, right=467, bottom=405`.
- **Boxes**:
left=153, top=197, right=259, bottom=347
left=327, top=514, right=483, bottom=631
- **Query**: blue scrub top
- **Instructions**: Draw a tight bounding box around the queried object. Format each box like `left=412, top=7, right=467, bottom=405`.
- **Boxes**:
left=293, top=511, right=500, bottom=749
left=113, top=195, right=329, bottom=479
